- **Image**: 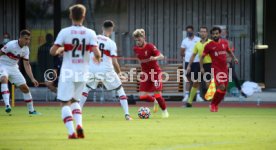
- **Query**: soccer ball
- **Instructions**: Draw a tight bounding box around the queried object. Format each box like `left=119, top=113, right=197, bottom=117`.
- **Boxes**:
left=138, top=107, right=151, bottom=119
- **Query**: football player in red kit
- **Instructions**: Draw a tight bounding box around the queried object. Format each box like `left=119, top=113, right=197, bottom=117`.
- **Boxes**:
left=132, top=29, right=169, bottom=118
left=200, top=27, right=238, bottom=112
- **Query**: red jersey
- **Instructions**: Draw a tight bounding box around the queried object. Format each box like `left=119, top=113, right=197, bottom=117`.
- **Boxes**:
left=203, top=39, right=230, bottom=73
left=133, top=43, right=161, bottom=73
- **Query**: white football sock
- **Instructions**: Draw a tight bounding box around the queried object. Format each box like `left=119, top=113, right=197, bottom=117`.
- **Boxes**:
left=79, top=87, right=90, bottom=109
left=1, top=84, right=10, bottom=106
left=23, top=92, right=34, bottom=112
left=62, top=106, right=75, bottom=135
left=117, top=87, right=129, bottom=115
left=71, top=102, right=82, bottom=127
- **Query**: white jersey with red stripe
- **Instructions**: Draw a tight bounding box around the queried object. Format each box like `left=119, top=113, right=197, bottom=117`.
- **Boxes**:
left=89, top=34, right=117, bottom=73
left=54, top=25, right=98, bottom=82
left=0, top=40, right=29, bottom=67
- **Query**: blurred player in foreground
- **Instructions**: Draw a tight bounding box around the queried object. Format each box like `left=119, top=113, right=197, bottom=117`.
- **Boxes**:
left=50, top=4, right=101, bottom=139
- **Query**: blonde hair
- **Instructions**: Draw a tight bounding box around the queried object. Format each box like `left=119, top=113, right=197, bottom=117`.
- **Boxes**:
left=133, top=29, right=145, bottom=38
left=69, top=4, right=86, bottom=21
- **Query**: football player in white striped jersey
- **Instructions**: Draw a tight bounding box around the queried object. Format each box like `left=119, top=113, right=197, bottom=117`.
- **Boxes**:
left=0, top=29, right=40, bottom=115
left=79, top=20, right=132, bottom=121
left=50, top=4, right=101, bottom=139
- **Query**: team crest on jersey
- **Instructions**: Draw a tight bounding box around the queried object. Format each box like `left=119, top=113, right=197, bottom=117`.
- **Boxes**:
left=222, top=44, right=225, bottom=49
left=214, top=52, right=218, bottom=56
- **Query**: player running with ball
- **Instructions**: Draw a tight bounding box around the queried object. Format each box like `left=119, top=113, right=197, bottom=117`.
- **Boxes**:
left=200, top=27, right=238, bottom=112
left=132, top=29, right=169, bottom=118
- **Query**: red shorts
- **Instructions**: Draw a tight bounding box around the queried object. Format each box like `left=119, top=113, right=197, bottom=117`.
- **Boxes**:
left=139, top=72, right=163, bottom=92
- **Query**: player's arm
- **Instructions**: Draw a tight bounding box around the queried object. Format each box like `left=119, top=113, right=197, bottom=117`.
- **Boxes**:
left=227, top=49, right=238, bottom=64
left=149, top=53, right=164, bottom=61
left=149, top=44, right=164, bottom=61
left=50, top=45, right=64, bottom=56
left=50, top=29, right=65, bottom=56
left=23, top=60, right=39, bottom=87
left=92, top=46, right=101, bottom=62
left=112, top=57, right=121, bottom=74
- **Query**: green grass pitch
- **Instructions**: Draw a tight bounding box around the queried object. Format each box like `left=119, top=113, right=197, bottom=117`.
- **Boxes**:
left=0, top=106, right=276, bottom=150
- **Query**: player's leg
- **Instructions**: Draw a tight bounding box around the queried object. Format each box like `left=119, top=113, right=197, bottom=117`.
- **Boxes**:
left=9, top=67, right=38, bottom=114
left=202, top=63, right=212, bottom=100
left=104, top=72, right=132, bottom=120
left=116, top=86, right=133, bottom=120
left=210, top=72, right=228, bottom=112
left=13, top=69, right=39, bottom=114
left=192, top=62, right=204, bottom=102
left=79, top=85, right=90, bottom=109
left=61, top=100, right=77, bottom=139
left=58, top=81, right=76, bottom=139
left=154, top=91, right=169, bottom=118
left=183, top=62, right=191, bottom=102
left=187, top=81, right=200, bottom=106
left=72, top=82, right=87, bottom=138
left=18, top=84, right=39, bottom=114
left=79, top=83, right=97, bottom=109
left=139, top=91, right=155, bottom=102
left=0, top=74, right=11, bottom=113
left=152, top=76, right=168, bottom=118
left=79, top=75, right=99, bottom=108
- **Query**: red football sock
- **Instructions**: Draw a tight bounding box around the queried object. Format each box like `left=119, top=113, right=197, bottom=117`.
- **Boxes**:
left=154, top=94, right=167, bottom=110
left=139, top=95, right=155, bottom=102
left=211, top=89, right=226, bottom=106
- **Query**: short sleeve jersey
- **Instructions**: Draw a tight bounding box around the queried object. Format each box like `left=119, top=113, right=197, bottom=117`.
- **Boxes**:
left=0, top=40, right=29, bottom=67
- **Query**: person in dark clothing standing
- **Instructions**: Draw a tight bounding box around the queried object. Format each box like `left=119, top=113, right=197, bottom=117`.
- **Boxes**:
left=37, top=33, right=55, bottom=82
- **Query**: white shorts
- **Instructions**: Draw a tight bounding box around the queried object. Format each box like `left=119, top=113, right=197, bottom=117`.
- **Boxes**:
left=0, top=65, right=26, bottom=86
left=87, top=71, right=122, bottom=90
left=57, top=81, right=85, bottom=101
